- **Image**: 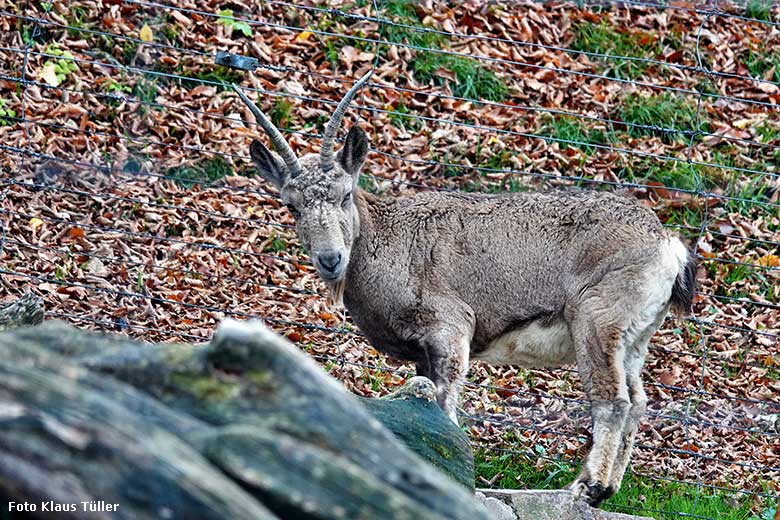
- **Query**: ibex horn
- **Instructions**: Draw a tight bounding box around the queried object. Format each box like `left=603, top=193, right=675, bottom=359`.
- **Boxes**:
left=232, top=83, right=303, bottom=178
left=320, top=70, right=373, bottom=173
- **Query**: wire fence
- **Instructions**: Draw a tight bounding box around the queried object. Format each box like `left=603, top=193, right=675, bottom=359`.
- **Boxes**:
left=1, top=1, right=779, bottom=518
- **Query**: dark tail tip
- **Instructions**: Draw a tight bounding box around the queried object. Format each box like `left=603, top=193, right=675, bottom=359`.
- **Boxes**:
left=670, top=248, right=697, bottom=316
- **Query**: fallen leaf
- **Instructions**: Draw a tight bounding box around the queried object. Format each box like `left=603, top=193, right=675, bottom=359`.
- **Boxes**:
left=68, top=227, right=85, bottom=239
left=29, top=217, right=44, bottom=231
left=39, top=63, right=60, bottom=87
left=295, top=30, right=313, bottom=42
left=139, top=24, right=154, bottom=42
left=757, top=254, right=780, bottom=267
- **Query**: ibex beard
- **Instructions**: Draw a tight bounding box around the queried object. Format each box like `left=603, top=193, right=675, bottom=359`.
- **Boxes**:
left=233, top=72, right=697, bottom=508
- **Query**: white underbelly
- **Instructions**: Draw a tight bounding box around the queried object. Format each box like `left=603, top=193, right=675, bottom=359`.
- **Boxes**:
left=472, top=319, right=575, bottom=367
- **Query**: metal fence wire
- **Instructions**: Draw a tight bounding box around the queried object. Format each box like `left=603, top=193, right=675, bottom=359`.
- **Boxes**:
left=1, top=1, right=779, bottom=518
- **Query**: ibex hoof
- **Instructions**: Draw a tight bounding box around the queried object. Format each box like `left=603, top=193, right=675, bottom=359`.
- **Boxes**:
left=569, top=479, right=615, bottom=507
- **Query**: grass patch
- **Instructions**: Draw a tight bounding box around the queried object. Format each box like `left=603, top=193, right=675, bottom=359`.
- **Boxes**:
left=217, top=9, right=252, bottom=37
left=263, top=232, right=287, bottom=253
left=178, top=66, right=243, bottom=92
left=723, top=175, right=772, bottom=216
left=413, top=52, right=508, bottom=101
left=387, top=99, right=423, bottom=132
left=474, top=448, right=774, bottom=519
left=539, top=115, right=615, bottom=154
left=570, top=20, right=661, bottom=79
left=269, top=97, right=294, bottom=129
left=382, top=0, right=507, bottom=101
left=616, top=93, right=703, bottom=143
left=0, top=99, right=16, bottom=126
left=745, top=0, right=774, bottom=21
left=166, top=155, right=233, bottom=187
left=626, top=161, right=709, bottom=192
left=739, top=48, right=780, bottom=83
left=712, top=262, right=780, bottom=303
left=383, top=0, right=446, bottom=49
left=756, top=124, right=780, bottom=143
left=132, top=75, right=159, bottom=115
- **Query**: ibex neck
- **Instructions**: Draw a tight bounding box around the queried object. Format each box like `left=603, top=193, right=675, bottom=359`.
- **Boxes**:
left=353, top=188, right=378, bottom=246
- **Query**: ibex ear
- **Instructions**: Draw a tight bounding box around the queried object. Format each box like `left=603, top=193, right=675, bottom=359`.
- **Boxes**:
left=250, top=139, right=288, bottom=190
left=337, top=125, right=368, bottom=183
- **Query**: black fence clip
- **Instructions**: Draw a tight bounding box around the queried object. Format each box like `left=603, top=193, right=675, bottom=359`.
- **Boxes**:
left=215, top=51, right=259, bottom=71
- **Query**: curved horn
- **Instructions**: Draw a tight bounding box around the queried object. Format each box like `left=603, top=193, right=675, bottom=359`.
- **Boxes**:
left=320, top=70, right=373, bottom=173
left=232, top=84, right=302, bottom=178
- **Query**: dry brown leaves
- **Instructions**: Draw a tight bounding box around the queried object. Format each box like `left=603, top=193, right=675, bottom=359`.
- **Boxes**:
left=1, top=0, right=779, bottom=497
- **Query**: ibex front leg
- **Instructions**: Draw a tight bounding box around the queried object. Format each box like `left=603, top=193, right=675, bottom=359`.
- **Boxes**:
left=413, top=319, right=474, bottom=424
left=568, top=308, right=631, bottom=507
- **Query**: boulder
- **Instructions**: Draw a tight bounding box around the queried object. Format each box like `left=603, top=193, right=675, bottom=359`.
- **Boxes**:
left=0, top=320, right=489, bottom=520
left=476, top=489, right=653, bottom=520
left=359, top=377, right=474, bottom=490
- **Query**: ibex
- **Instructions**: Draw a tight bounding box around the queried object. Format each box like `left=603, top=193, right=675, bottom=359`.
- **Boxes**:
left=233, top=72, right=696, bottom=507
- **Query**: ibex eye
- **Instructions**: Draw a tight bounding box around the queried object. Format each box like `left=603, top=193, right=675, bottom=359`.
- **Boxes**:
left=342, top=192, right=352, bottom=206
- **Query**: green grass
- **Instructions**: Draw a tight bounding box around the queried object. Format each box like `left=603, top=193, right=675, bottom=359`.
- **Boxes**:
left=740, top=48, right=780, bottom=83
left=387, top=99, right=423, bottom=132
left=0, top=99, right=16, bottom=126
left=178, top=66, right=243, bottom=92
left=571, top=20, right=660, bottom=79
left=269, top=97, right=294, bottom=129
left=217, top=9, right=252, bottom=37
left=383, top=0, right=446, bottom=49
left=723, top=175, right=772, bottom=216
left=626, top=161, right=709, bottom=192
left=263, top=232, right=287, bottom=253
left=165, top=156, right=233, bottom=187
left=382, top=0, right=507, bottom=101
left=539, top=115, right=616, bottom=154
left=413, top=52, right=508, bottom=101
left=474, top=448, right=775, bottom=519
left=756, top=124, right=780, bottom=143
left=745, top=0, right=774, bottom=21
left=712, top=262, right=780, bottom=303
left=132, top=75, right=161, bottom=115
left=616, top=93, right=704, bottom=143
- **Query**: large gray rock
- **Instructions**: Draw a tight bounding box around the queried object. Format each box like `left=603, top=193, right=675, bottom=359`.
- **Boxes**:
left=0, top=320, right=490, bottom=520
left=359, top=376, right=474, bottom=490
left=477, top=489, right=653, bottom=520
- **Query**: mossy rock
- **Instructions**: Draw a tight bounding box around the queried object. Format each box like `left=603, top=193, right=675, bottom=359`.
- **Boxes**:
left=360, top=377, right=475, bottom=490
left=0, top=320, right=489, bottom=520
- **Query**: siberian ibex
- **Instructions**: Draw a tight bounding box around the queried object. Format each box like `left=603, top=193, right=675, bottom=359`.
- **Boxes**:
left=233, top=72, right=696, bottom=507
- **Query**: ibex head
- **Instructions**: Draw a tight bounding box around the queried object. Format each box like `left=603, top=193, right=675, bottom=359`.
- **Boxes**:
left=234, top=72, right=372, bottom=285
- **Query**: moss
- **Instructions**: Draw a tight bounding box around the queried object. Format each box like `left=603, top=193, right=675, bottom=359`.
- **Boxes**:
left=432, top=442, right=452, bottom=460
left=247, top=370, right=275, bottom=393
left=170, top=373, right=240, bottom=402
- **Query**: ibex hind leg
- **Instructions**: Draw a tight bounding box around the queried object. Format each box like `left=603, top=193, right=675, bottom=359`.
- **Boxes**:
left=567, top=303, right=632, bottom=507
left=608, top=309, right=666, bottom=492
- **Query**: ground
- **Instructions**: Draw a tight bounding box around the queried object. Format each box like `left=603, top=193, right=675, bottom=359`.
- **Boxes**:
left=0, top=1, right=778, bottom=519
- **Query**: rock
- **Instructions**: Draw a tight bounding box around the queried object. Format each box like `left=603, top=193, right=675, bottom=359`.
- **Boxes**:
left=0, top=320, right=490, bottom=520
left=360, top=376, right=475, bottom=490
left=0, top=332, right=276, bottom=519
left=0, top=293, right=44, bottom=331
left=477, top=489, right=653, bottom=520
left=475, top=491, right=518, bottom=520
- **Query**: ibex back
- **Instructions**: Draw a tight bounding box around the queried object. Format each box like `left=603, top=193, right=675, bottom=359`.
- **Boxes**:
left=233, top=72, right=696, bottom=507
